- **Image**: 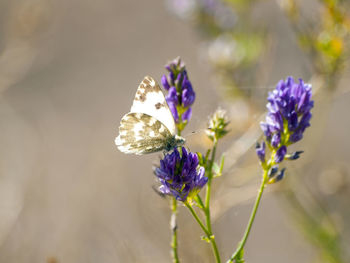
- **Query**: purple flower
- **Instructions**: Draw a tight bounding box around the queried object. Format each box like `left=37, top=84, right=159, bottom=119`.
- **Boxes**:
left=168, top=102, right=179, bottom=123
left=161, top=57, right=196, bottom=125
left=161, top=74, right=170, bottom=90
left=181, top=75, right=195, bottom=107
left=268, top=168, right=286, bottom=184
left=275, top=168, right=286, bottom=182
left=275, top=146, right=287, bottom=163
left=268, top=165, right=279, bottom=178
left=256, top=141, right=266, bottom=163
left=182, top=107, right=192, bottom=122
left=286, top=151, right=304, bottom=160
left=271, top=133, right=281, bottom=148
left=258, top=77, right=314, bottom=164
left=166, top=86, right=179, bottom=105
left=155, top=147, right=207, bottom=202
left=262, top=77, right=313, bottom=142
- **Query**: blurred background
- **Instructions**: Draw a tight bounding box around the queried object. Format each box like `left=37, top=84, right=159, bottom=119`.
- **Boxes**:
left=0, top=0, right=349, bottom=262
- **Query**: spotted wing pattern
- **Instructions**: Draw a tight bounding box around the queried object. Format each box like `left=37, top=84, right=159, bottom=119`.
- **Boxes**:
left=115, top=112, right=173, bottom=155
left=130, top=76, right=176, bottom=135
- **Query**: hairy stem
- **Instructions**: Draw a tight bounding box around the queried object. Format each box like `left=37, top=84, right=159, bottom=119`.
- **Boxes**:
left=171, top=197, right=179, bottom=263
left=169, top=129, right=183, bottom=262
left=205, top=138, right=218, bottom=234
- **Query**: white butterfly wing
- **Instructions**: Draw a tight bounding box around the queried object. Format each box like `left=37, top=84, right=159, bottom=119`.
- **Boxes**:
left=130, top=76, right=176, bottom=135
left=115, top=112, right=173, bottom=155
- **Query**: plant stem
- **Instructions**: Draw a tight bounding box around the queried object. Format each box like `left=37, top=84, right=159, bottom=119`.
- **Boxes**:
left=205, top=138, right=218, bottom=233
left=185, top=203, right=221, bottom=263
left=169, top=130, right=183, bottom=263
left=171, top=197, right=179, bottom=263
left=227, top=169, right=268, bottom=263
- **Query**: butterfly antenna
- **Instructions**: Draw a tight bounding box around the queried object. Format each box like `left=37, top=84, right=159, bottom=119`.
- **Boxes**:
left=183, top=129, right=206, bottom=137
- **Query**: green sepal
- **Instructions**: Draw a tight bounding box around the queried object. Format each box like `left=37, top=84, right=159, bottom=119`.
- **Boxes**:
left=194, top=195, right=205, bottom=210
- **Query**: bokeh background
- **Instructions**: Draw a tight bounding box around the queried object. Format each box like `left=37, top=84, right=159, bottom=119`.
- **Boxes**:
left=0, top=0, right=349, bottom=262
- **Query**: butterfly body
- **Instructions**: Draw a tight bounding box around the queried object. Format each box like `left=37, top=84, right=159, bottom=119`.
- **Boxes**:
left=115, top=76, right=185, bottom=155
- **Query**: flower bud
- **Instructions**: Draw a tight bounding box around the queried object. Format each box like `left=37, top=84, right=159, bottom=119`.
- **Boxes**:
left=206, top=108, right=229, bottom=141
left=256, top=141, right=266, bottom=163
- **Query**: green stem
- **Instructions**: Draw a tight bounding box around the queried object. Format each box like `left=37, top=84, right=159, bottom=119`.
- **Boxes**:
left=185, top=203, right=221, bottom=263
left=171, top=197, right=179, bottom=263
left=170, top=129, right=183, bottom=263
left=205, top=138, right=218, bottom=233
left=227, top=169, right=268, bottom=263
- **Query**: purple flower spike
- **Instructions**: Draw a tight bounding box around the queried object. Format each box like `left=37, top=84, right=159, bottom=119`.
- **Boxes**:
left=260, top=76, right=313, bottom=165
left=162, top=57, right=195, bottom=125
left=155, top=147, right=207, bottom=202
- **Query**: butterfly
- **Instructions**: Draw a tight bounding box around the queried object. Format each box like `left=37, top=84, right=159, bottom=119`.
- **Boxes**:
left=115, top=76, right=185, bottom=155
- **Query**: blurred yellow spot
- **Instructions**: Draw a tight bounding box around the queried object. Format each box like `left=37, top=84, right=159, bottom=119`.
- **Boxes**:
left=330, top=37, right=343, bottom=56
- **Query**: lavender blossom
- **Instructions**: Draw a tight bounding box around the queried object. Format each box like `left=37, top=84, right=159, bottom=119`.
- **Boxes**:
left=162, top=57, right=196, bottom=128
left=258, top=77, right=314, bottom=164
left=155, top=147, right=207, bottom=202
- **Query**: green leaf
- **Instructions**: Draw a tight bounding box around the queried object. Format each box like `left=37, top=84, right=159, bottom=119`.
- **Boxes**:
left=219, top=155, right=225, bottom=174
left=197, top=152, right=204, bottom=166
left=194, top=195, right=205, bottom=210
left=204, top=149, right=211, bottom=170
left=212, top=162, right=220, bottom=175
left=213, top=155, right=225, bottom=177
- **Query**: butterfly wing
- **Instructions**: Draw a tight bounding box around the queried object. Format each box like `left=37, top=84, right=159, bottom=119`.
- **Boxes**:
left=130, top=76, right=176, bottom=135
left=115, top=112, right=173, bottom=155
